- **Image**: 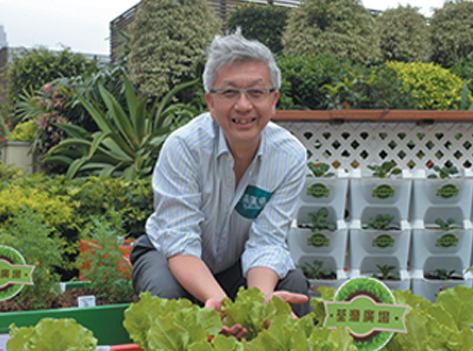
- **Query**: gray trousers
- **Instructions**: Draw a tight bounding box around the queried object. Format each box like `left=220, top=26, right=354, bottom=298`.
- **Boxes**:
left=130, top=235, right=312, bottom=317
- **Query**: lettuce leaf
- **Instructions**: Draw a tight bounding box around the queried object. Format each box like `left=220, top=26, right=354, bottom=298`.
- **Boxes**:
left=7, top=318, right=97, bottom=351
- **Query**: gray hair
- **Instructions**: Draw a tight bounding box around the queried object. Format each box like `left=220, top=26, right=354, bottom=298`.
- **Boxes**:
left=203, top=28, right=281, bottom=92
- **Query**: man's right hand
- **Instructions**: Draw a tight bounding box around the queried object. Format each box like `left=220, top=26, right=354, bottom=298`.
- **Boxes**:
left=205, top=297, right=248, bottom=341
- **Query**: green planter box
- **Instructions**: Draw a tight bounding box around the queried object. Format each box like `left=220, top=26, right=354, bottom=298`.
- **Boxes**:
left=0, top=281, right=133, bottom=346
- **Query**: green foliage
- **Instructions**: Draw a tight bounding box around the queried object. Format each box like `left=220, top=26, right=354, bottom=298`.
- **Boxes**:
left=46, top=75, right=200, bottom=181
left=387, top=60, right=468, bottom=110
left=5, top=47, right=97, bottom=122
left=367, top=161, right=402, bottom=178
left=434, top=217, right=462, bottom=230
left=78, top=213, right=135, bottom=303
left=7, top=318, right=97, bottom=351
left=282, top=0, right=382, bottom=64
left=307, top=162, right=335, bottom=178
left=432, top=268, right=457, bottom=280
left=227, top=3, right=289, bottom=54
left=375, top=5, right=431, bottom=62
left=450, top=58, right=473, bottom=94
left=124, top=291, right=222, bottom=350
left=373, top=264, right=400, bottom=281
left=427, top=164, right=459, bottom=178
left=300, top=260, right=333, bottom=279
left=0, top=210, right=65, bottom=310
left=128, top=0, right=221, bottom=99
left=276, top=53, right=359, bottom=110
left=430, top=0, right=473, bottom=66
left=365, top=214, right=396, bottom=230
left=0, top=162, right=24, bottom=180
left=7, top=119, right=37, bottom=142
left=307, top=208, right=336, bottom=232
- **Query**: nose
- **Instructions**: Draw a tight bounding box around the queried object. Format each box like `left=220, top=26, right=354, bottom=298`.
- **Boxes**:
left=234, top=91, right=253, bottom=111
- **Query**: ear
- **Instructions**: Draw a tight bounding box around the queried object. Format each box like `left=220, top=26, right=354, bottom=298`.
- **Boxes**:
left=205, top=92, right=217, bottom=120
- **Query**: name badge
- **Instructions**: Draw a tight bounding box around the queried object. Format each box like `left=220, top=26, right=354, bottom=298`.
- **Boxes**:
left=235, top=185, right=272, bottom=219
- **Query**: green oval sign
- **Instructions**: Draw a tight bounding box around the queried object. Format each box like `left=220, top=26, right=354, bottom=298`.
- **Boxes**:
left=372, top=234, right=395, bottom=249
left=307, top=182, right=331, bottom=198
left=436, top=183, right=459, bottom=199
left=307, top=232, right=330, bottom=248
left=0, top=245, right=35, bottom=302
left=372, top=184, right=395, bottom=200
left=435, top=233, right=459, bottom=248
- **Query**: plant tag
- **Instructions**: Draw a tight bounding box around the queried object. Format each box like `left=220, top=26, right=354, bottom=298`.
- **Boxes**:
left=324, top=277, right=409, bottom=351
left=0, top=246, right=35, bottom=302
left=78, top=295, right=96, bottom=307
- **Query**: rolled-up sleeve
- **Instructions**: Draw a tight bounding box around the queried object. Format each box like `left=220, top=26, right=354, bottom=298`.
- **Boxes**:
left=241, top=145, right=306, bottom=279
left=145, top=135, right=203, bottom=259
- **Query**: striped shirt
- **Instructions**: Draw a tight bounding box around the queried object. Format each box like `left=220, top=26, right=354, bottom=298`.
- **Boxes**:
left=145, top=112, right=306, bottom=278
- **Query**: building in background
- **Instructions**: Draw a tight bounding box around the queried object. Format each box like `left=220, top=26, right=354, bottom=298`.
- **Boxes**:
left=0, top=25, right=7, bottom=48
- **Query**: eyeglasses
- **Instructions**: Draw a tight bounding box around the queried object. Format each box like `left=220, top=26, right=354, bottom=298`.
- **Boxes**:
left=210, top=87, right=275, bottom=102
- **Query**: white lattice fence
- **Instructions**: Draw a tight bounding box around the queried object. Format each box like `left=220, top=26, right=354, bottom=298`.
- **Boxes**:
left=276, top=121, right=473, bottom=173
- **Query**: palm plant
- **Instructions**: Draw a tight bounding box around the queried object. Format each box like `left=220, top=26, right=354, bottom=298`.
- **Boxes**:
left=45, top=75, right=200, bottom=181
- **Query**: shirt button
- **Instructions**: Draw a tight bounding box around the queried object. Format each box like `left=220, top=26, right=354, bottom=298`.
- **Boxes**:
left=228, top=157, right=232, bottom=162
left=228, top=178, right=232, bottom=183
left=222, top=234, right=227, bottom=239
left=218, top=259, right=222, bottom=264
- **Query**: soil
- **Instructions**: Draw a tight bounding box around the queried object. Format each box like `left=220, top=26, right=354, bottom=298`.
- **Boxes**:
left=304, top=271, right=337, bottom=280
left=423, top=273, right=463, bottom=280
left=0, top=288, right=139, bottom=312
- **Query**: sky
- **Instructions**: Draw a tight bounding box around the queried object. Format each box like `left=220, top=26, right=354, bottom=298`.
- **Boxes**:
left=0, top=0, right=448, bottom=57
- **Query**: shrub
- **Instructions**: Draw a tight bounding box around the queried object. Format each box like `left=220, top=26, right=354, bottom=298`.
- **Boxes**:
left=430, top=0, right=473, bottom=66
left=227, top=3, right=289, bottom=54
left=386, top=61, right=467, bottom=110
left=282, top=0, right=382, bottom=64
left=0, top=210, right=65, bottom=310
left=127, top=0, right=221, bottom=99
left=450, top=58, right=473, bottom=93
left=5, top=47, right=97, bottom=122
left=375, top=5, right=431, bottom=62
left=7, top=119, right=37, bottom=142
left=276, top=53, right=359, bottom=110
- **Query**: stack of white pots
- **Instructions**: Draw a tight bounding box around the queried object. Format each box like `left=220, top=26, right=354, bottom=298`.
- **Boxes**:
left=409, top=169, right=473, bottom=302
left=287, top=169, right=349, bottom=295
left=347, top=168, right=412, bottom=291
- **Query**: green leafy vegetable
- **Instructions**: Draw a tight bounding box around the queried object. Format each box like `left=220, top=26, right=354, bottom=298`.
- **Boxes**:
left=7, top=318, right=97, bottom=351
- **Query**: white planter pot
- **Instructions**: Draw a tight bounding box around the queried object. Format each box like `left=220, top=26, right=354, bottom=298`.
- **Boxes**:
left=411, top=276, right=473, bottom=303
left=349, top=176, right=412, bottom=224
left=0, top=141, right=35, bottom=174
left=298, top=175, right=349, bottom=221
left=409, top=227, right=473, bottom=272
left=411, top=176, right=473, bottom=227
left=288, top=221, right=348, bottom=273
left=348, top=225, right=411, bottom=274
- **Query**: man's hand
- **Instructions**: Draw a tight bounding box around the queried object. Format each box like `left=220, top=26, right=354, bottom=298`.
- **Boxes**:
left=205, top=297, right=248, bottom=341
left=265, top=290, right=309, bottom=319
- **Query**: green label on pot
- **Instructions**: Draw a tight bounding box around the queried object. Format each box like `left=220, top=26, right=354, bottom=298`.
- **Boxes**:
left=436, top=233, right=459, bottom=248
left=372, top=184, right=395, bottom=200
left=372, top=234, right=395, bottom=249
left=436, top=183, right=459, bottom=199
left=325, top=277, right=409, bottom=351
left=307, top=232, right=330, bottom=248
left=307, top=182, right=330, bottom=198
left=0, top=245, right=35, bottom=302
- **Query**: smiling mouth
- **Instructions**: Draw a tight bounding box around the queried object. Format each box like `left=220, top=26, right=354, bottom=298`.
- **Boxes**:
left=232, top=118, right=256, bottom=125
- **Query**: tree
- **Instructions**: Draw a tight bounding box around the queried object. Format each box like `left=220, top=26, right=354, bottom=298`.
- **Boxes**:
left=430, top=0, right=473, bottom=66
left=127, top=0, right=221, bottom=99
left=375, top=5, right=431, bottom=62
left=227, top=3, right=289, bottom=54
left=282, top=0, right=382, bottom=64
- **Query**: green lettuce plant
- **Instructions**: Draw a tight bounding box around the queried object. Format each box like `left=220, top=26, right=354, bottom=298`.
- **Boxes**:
left=435, top=217, right=462, bottom=231
left=7, top=318, right=97, bottom=351
left=307, top=208, right=336, bottom=232
left=368, top=161, right=402, bottom=178
left=365, top=214, right=397, bottom=230
left=46, top=75, right=200, bottom=181
left=427, top=164, right=459, bottom=179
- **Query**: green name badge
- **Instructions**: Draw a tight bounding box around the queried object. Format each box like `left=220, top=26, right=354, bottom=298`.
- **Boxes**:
left=0, top=245, right=35, bottom=302
left=235, top=185, right=272, bottom=220
left=324, top=277, right=408, bottom=351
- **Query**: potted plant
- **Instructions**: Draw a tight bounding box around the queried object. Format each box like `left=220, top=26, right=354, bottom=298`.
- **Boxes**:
left=349, top=161, right=412, bottom=227
left=297, top=162, right=349, bottom=222
left=410, top=217, right=473, bottom=302
left=288, top=207, right=349, bottom=295
left=411, top=163, right=473, bottom=228
left=349, top=213, right=411, bottom=290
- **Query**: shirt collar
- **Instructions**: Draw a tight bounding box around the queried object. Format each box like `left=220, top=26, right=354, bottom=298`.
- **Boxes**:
left=215, top=122, right=265, bottom=161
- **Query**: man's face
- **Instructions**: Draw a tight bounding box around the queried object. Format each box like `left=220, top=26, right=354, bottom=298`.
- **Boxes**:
left=205, top=60, right=279, bottom=153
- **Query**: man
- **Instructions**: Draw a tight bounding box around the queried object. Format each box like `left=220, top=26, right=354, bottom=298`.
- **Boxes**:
left=130, top=29, right=311, bottom=339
